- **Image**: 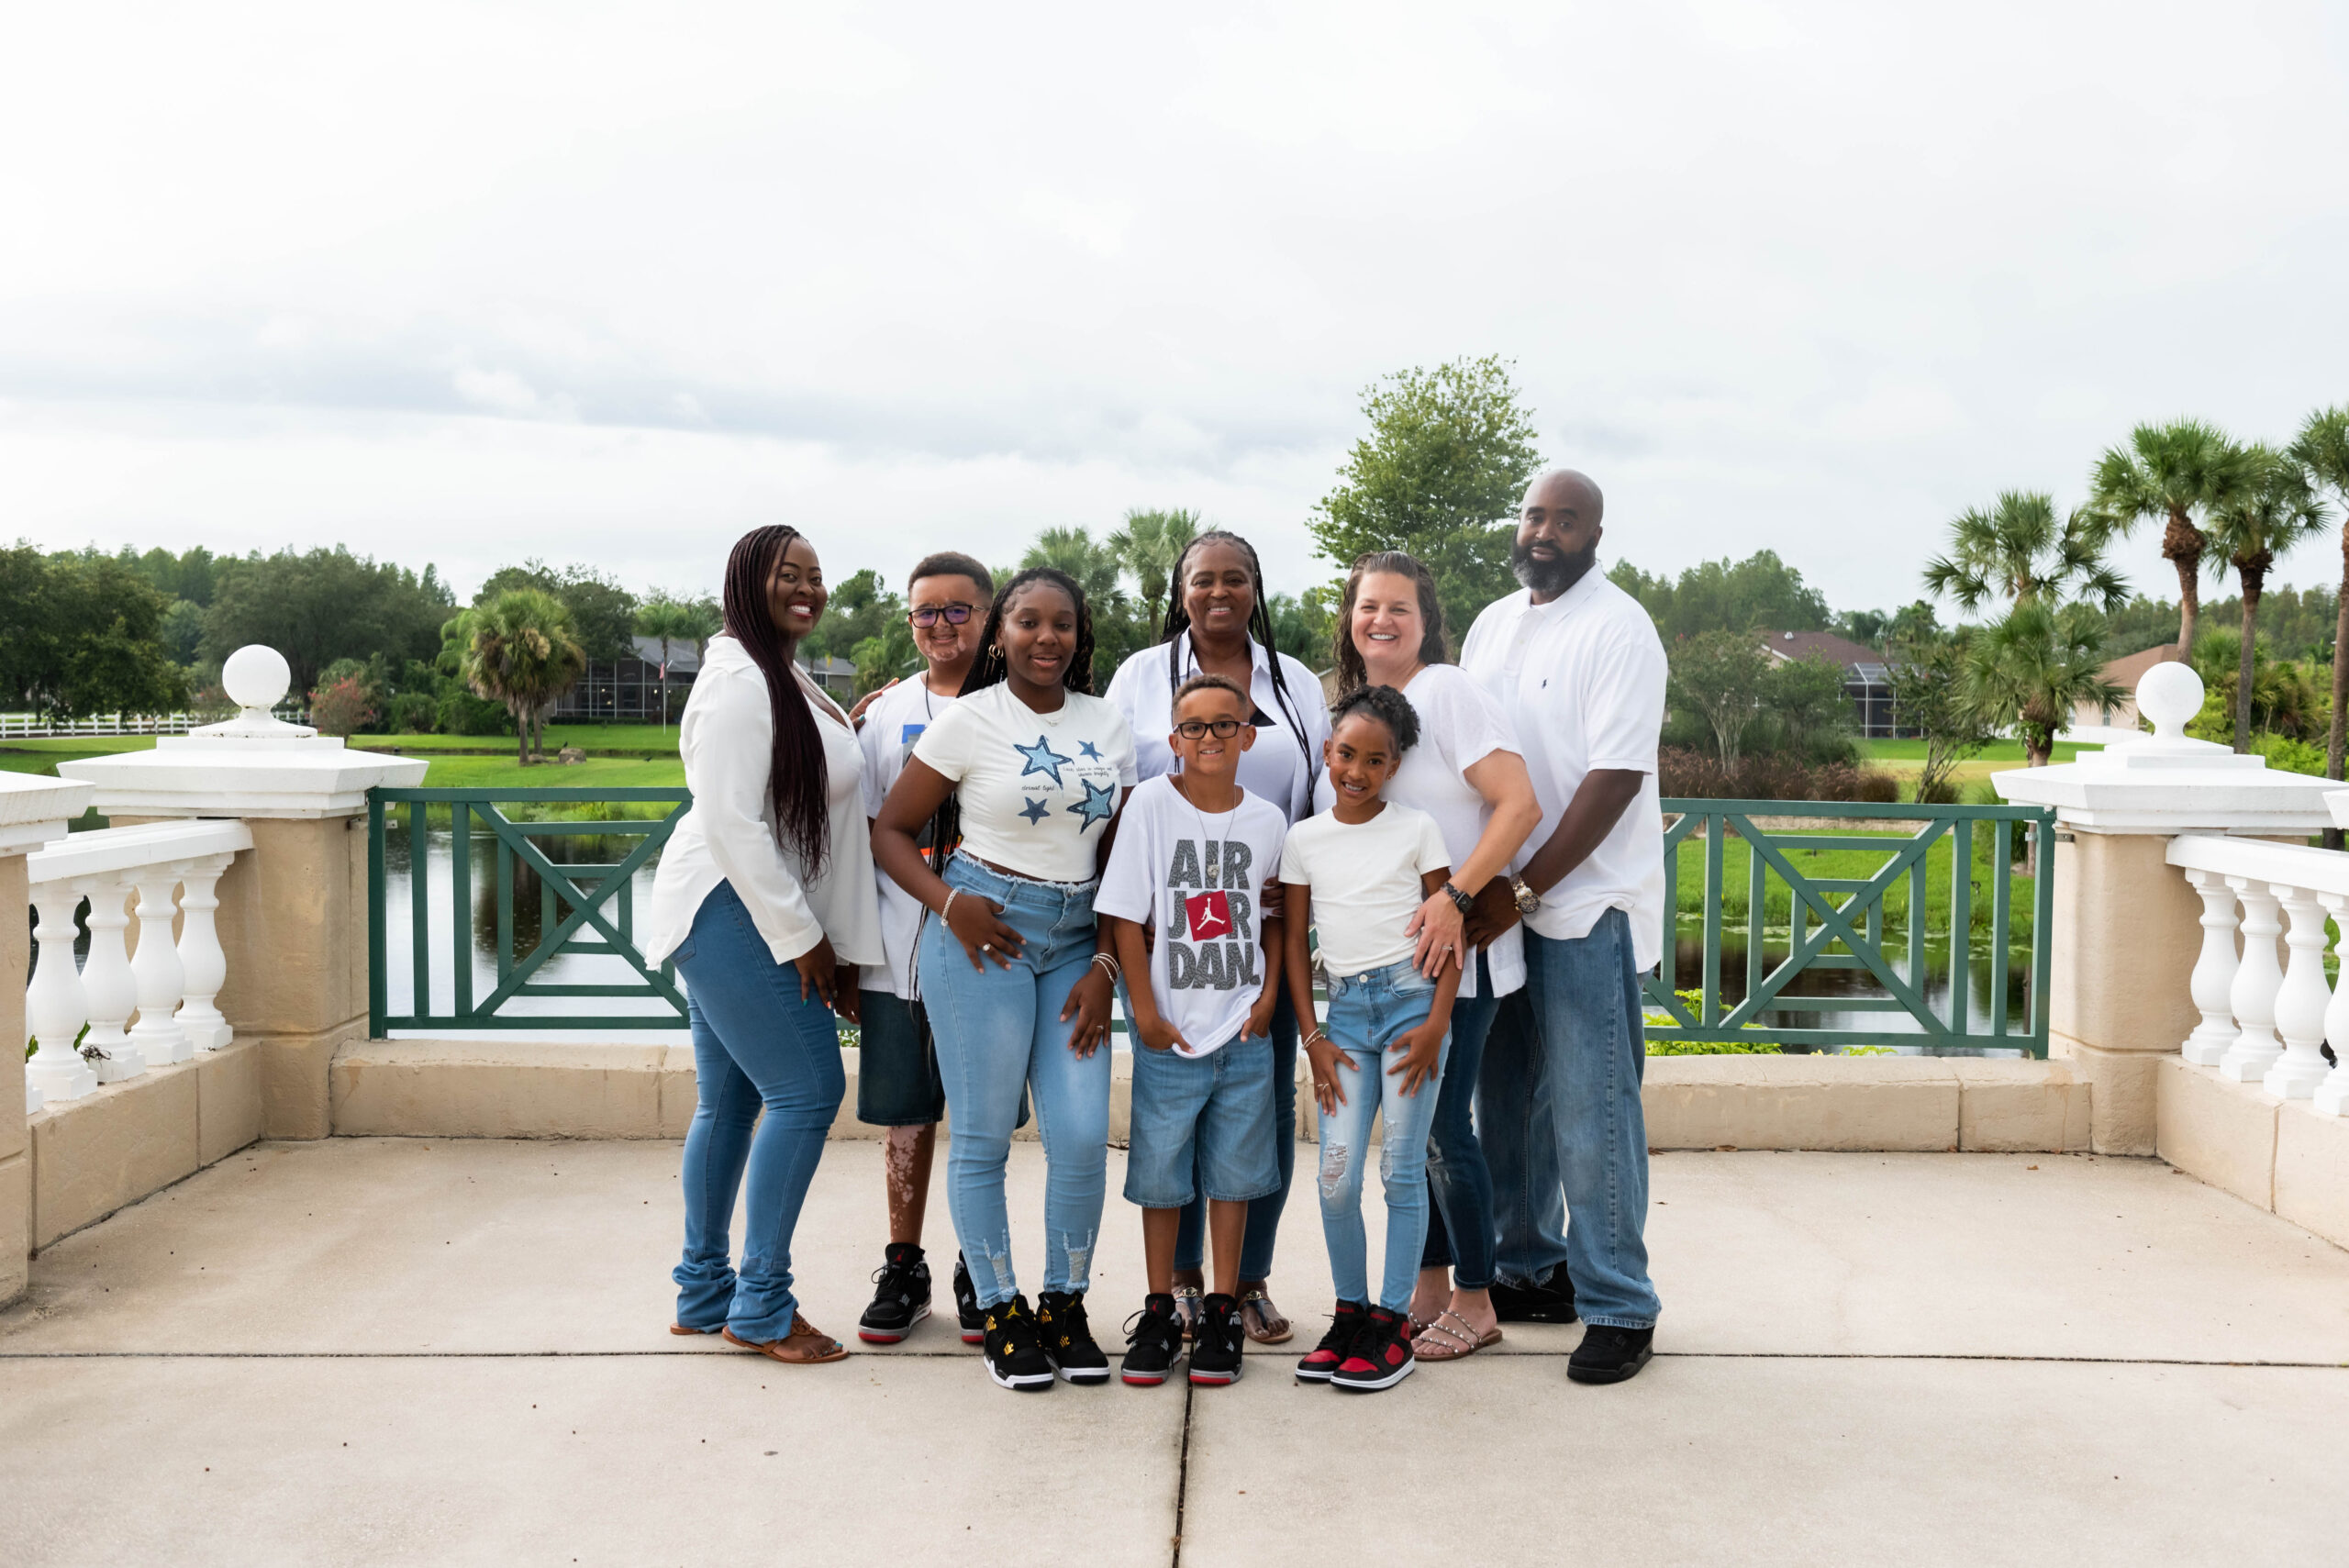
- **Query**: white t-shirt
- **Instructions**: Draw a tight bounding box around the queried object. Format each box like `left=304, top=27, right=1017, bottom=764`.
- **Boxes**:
left=858, top=674, right=959, bottom=998
left=911, top=683, right=1138, bottom=884
left=1104, top=636, right=1332, bottom=825
left=1458, top=572, right=1667, bottom=972
left=1277, top=802, right=1452, bottom=981
left=1311, top=663, right=1526, bottom=1000
left=1095, top=776, right=1288, bottom=1059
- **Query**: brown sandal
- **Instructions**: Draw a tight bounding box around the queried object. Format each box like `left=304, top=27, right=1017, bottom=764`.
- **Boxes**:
left=669, top=1323, right=722, bottom=1337
left=1411, top=1309, right=1502, bottom=1362
left=1237, top=1286, right=1292, bottom=1345
left=1172, top=1284, right=1204, bottom=1342
left=720, top=1317, right=849, bottom=1364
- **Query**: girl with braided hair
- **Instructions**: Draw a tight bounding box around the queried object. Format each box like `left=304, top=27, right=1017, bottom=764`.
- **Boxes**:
left=1103, top=529, right=1331, bottom=1346
left=642, top=525, right=884, bottom=1365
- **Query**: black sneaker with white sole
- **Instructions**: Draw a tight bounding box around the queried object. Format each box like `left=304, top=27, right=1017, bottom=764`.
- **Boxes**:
left=856, top=1242, right=932, bottom=1344
left=1120, top=1295, right=1186, bottom=1386
left=1036, top=1289, right=1110, bottom=1385
left=952, top=1253, right=985, bottom=1345
left=1295, top=1301, right=1367, bottom=1383
left=1567, top=1324, right=1653, bottom=1385
left=1330, top=1307, right=1415, bottom=1392
left=1187, top=1293, right=1244, bottom=1386
left=981, top=1296, right=1054, bottom=1391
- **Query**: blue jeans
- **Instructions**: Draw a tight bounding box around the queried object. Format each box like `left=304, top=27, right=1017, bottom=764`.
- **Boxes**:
left=1479, top=986, right=1571, bottom=1288
left=920, top=856, right=1111, bottom=1309
left=1316, top=960, right=1450, bottom=1313
left=1526, top=907, right=1660, bottom=1329
left=1174, top=989, right=1297, bottom=1279
left=1123, top=1032, right=1280, bottom=1207
left=670, top=880, right=847, bottom=1340
left=1416, top=955, right=1506, bottom=1290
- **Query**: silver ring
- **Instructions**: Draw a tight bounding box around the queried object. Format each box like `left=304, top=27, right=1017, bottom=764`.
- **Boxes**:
left=981, top=942, right=994, bottom=954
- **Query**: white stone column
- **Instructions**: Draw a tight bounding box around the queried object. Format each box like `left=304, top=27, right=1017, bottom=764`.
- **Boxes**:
left=2180, top=867, right=2241, bottom=1066
left=175, top=851, right=236, bottom=1051
left=2, top=773, right=93, bottom=1305
left=126, top=864, right=191, bottom=1065
left=23, top=886, right=95, bottom=1104
left=77, top=875, right=145, bottom=1084
left=2263, top=884, right=2334, bottom=1099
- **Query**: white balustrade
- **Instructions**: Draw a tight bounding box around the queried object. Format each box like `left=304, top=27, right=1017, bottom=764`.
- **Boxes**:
left=21, top=819, right=253, bottom=1104
left=2167, top=835, right=2349, bottom=1112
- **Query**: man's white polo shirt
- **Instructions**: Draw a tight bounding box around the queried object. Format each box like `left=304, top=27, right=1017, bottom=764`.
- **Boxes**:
left=1459, top=569, right=1668, bottom=973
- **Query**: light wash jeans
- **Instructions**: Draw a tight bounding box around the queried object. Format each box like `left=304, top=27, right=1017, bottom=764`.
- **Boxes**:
left=670, top=880, right=847, bottom=1341
left=1524, top=907, right=1660, bottom=1329
left=1315, top=959, right=1451, bottom=1313
left=1478, top=985, right=1572, bottom=1288
left=919, top=855, right=1111, bottom=1309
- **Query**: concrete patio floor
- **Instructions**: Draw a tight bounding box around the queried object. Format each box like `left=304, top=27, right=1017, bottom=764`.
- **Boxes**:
left=4, top=1140, right=2346, bottom=1567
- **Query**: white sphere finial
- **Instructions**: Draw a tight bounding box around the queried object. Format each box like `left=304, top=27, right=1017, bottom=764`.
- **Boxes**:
left=2137, top=659, right=2202, bottom=740
left=222, top=645, right=294, bottom=715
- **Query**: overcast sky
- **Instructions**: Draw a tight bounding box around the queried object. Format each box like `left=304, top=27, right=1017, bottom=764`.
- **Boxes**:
left=6, top=2, right=2346, bottom=614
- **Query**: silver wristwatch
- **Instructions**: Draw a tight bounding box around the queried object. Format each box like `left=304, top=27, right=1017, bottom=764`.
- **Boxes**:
left=1510, top=875, right=1541, bottom=917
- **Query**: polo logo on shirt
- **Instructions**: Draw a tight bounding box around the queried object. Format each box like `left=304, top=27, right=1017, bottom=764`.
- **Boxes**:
left=1184, top=891, right=1232, bottom=942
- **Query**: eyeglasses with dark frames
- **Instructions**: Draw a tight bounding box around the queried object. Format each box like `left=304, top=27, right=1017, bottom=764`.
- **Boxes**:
left=908, top=604, right=978, bottom=627
left=1174, top=718, right=1248, bottom=739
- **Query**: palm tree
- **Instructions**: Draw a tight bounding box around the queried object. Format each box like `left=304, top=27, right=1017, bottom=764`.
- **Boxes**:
left=447, top=589, right=587, bottom=764
left=2288, top=406, right=2349, bottom=781
left=1959, top=600, right=2121, bottom=769
left=1106, top=507, right=1200, bottom=635
left=2089, top=419, right=2251, bottom=660
left=2200, top=445, right=2330, bottom=751
left=1020, top=526, right=1126, bottom=610
left=634, top=595, right=718, bottom=731
left=1921, top=490, right=2131, bottom=614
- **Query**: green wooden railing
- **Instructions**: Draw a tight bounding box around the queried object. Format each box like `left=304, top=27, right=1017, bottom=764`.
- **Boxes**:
left=1646, top=798, right=2055, bottom=1056
left=368, top=788, right=692, bottom=1032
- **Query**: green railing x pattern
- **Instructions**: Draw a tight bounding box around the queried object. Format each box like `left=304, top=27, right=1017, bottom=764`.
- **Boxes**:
left=1645, top=798, right=2055, bottom=1056
left=368, top=788, right=691, bottom=1033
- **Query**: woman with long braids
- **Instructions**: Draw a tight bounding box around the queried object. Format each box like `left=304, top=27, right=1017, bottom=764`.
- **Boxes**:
left=1319, top=550, right=1542, bottom=1364
left=1104, top=528, right=1331, bottom=1345
left=641, top=525, right=882, bottom=1364
left=873, top=568, right=1137, bottom=1392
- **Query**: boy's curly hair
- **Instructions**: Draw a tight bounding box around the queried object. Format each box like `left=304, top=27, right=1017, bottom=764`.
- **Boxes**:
left=1329, top=684, right=1419, bottom=754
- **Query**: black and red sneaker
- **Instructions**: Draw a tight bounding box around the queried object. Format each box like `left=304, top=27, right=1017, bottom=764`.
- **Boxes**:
left=1187, top=1293, right=1244, bottom=1386
left=952, top=1253, right=985, bottom=1345
left=856, top=1242, right=932, bottom=1344
left=1295, top=1301, right=1367, bottom=1384
left=1120, top=1294, right=1186, bottom=1386
left=1330, top=1307, right=1416, bottom=1392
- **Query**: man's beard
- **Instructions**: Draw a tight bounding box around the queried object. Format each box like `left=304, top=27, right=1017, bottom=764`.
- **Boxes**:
left=1512, top=537, right=1598, bottom=597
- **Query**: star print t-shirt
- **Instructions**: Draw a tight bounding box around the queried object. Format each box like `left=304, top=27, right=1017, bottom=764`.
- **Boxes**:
left=911, top=683, right=1138, bottom=884
left=1095, top=776, right=1289, bottom=1059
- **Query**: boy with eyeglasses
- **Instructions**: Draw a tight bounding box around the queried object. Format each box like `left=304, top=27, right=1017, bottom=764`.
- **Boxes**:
left=1095, top=674, right=1288, bottom=1386
left=851, top=551, right=996, bottom=1345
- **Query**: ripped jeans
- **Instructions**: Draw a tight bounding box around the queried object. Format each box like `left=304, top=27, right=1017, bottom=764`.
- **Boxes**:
left=920, top=856, right=1111, bottom=1309
left=1315, top=959, right=1450, bottom=1313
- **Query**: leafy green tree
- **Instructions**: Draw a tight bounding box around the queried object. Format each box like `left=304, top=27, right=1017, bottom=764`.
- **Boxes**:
left=2201, top=446, right=2329, bottom=751
left=443, top=590, right=587, bottom=764
left=1308, top=355, right=1542, bottom=639
left=2289, top=406, right=2349, bottom=781
left=1266, top=587, right=1339, bottom=672
left=202, top=547, right=454, bottom=695
left=2186, top=629, right=2328, bottom=744
left=1754, top=652, right=1857, bottom=764
left=474, top=560, right=639, bottom=662
left=116, top=545, right=218, bottom=606
left=1921, top=491, right=2130, bottom=614
left=1107, top=507, right=1199, bottom=637
left=634, top=595, right=719, bottom=728
left=1667, top=630, right=1771, bottom=768
left=1886, top=632, right=1998, bottom=803
left=1959, top=601, right=2120, bottom=768
left=0, top=545, right=189, bottom=719
left=2090, top=419, right=2252, bottom=657
left=160, top=598, right=206, bottom=663
left=1020, top=527, right=1126, bottom=608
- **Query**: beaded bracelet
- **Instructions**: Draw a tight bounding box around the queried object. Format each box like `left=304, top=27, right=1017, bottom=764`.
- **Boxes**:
left=939, top=888, right=961, bottom=923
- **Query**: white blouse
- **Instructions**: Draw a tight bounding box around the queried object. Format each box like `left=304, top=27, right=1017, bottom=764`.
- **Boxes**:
left=643, top=635, right=884, bottom=969
left=1103, top=636, right=1331, bottom=825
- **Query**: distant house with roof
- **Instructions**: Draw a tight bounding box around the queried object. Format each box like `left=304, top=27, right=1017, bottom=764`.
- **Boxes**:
left=2070, top=643, right=2177, bottom=738
left=554, top=635, right=705, bottom=724
left=1757, top=629, right=1899, bottom=738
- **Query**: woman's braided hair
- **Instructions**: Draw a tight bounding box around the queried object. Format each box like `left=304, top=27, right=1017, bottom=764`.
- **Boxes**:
left=718, top=525, right=832, bottom=877
left=1160, top=529, right=1319, bottom=795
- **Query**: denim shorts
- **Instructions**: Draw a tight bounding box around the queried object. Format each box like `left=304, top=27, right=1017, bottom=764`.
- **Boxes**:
left=1123, top=1031, right=1282, bottom=1209
left=854, top=990, right=947, bottom=1128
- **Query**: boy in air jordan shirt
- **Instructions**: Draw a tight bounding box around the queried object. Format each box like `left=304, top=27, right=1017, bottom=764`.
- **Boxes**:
left=1095, top=674, right=1287, bottom=1388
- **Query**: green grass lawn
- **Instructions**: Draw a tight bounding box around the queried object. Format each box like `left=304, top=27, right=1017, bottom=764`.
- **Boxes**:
left=0, top=737, right=684, bottom=790
left=1856, top=739, right=2093, bottom=767
left=1674, top=825, right=2037, bottom=943
left=349, top=723, right=680, bottom=754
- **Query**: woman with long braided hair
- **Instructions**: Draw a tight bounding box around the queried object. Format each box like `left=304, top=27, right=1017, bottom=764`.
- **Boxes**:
left=873, top=567, right=1138, bottom=1392
left=642, top=524, right=883, bottom=1364
left=1103, top=528, right=1331, bottom=1345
